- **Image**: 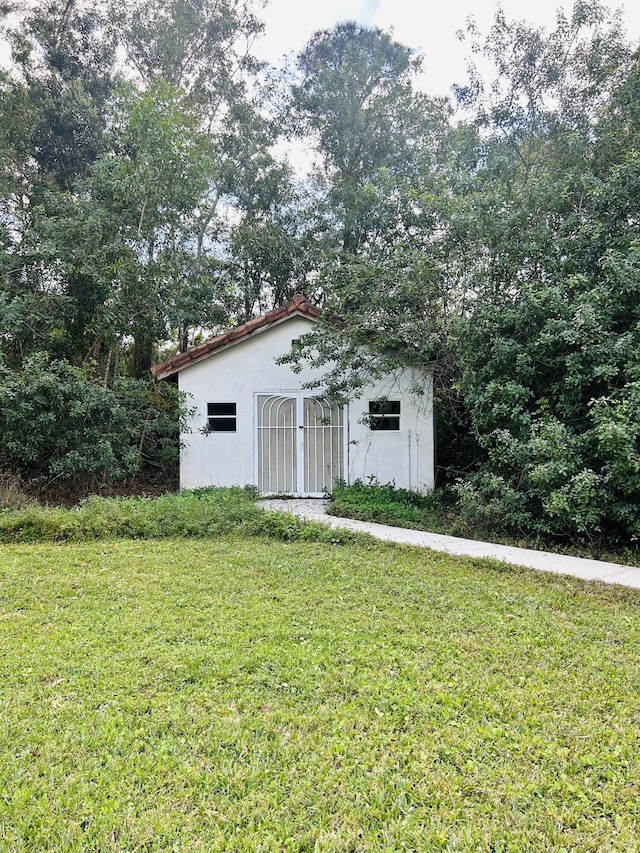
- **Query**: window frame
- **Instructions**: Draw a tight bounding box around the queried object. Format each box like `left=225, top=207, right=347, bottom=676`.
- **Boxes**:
left=368, top=399, right=401, bottom=432
left=206, top=402, right=237, bottom=433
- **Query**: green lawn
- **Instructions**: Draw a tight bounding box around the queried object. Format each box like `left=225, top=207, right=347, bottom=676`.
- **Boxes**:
left=2, top=536, right=640, bottom=851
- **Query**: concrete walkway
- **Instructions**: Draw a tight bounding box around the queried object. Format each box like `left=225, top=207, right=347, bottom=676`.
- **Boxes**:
left=257, top=499, right=640, bottom=590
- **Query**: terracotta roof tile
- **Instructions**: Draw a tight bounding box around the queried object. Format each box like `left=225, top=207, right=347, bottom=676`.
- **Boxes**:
left=151, top=293, right=321, bottom=380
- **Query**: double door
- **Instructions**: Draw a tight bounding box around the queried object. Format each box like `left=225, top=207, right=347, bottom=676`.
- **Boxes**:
left=256, top=393, right=345, bottom=496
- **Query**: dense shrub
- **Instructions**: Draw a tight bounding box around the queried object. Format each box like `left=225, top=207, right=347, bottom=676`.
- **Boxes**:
left=0, top=356, right=183, bottom=490
left=457, top=272, right=640, bottom=544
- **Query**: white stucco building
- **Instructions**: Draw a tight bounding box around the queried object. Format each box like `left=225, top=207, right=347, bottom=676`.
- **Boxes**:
left=152, top=295, right=435, bottom=496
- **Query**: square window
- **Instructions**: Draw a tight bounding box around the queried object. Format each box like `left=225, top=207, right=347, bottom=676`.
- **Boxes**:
left=368, top=400, right=401, bottom=431
left=207, top=402, right=237, bottom=432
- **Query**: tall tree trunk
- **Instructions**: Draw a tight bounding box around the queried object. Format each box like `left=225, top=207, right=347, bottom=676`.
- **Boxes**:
left=132, top=320, right=154, bottom=378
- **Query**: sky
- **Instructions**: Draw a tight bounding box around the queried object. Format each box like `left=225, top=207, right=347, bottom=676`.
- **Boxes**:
left=3, top=0, right=638, bottom=97
left=253, top=0, right=640, bottom=99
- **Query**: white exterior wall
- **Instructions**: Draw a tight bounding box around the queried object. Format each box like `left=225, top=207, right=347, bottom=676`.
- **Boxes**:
left=347, top=370, right=434, bottom=494
left=178, top=314, right=434, bottom=494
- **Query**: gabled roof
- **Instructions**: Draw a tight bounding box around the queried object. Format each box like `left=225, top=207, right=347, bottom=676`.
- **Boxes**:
left=151, top=293, right=321, bottom=380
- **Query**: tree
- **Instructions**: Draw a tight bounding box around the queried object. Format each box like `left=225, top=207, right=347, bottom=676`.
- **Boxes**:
left=5, top=0, right=118, bottom=190
left=87, top=81, right=217, bottom=376
left=450, top=3, right=640, bottom=541
left=0, top=0, right=276, bottom=489
left=280, top=23, right=453, bottom=406
left=106, top=0, right=263, bottom=111
left=211, top=98, right=312, bottom=322
left=0, top=0, right=280, bottom=374
left=289, top=22, right=447, bottom=255
left=450, top=0, right=632, bottom=300
left=0, top=0, right=122, bottom=367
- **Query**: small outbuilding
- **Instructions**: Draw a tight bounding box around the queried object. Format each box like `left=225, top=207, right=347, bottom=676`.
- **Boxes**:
left=152, top=295, right=435, bottom=496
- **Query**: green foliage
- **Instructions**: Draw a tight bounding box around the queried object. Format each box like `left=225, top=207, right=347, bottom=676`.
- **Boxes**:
left=0, top=357, right=183, bottom=489
left=457, top=253, right=640, bottom=542
left=0, top=486, right=369, bottom=545
left=330, top=479, right=456, bottom=533
left=438, top=6, right=640, bottom=543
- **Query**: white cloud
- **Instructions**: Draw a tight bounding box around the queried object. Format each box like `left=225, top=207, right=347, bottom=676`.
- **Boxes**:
left=373, top=0, right=640, bottom=98
left=253, top=0, right=366, bottom=63
left=254, top=0, right=640, bottom=99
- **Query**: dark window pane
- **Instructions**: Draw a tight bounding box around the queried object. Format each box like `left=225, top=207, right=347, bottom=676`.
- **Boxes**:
left=208, top=402, right=236, bottom=416
left=369, top=400, right=401, bottom=416
left=208, top=417, right=236, bottom=432
left=370, top=416, right=400, bottom=431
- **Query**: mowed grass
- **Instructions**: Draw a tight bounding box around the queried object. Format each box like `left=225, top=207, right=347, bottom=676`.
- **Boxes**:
left=2, top=537, right=640, bottom=852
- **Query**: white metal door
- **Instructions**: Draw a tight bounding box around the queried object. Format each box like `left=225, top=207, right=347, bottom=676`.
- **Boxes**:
left=256, top=395, right=297, bottom=495
left=256, top=393, right=345, bottom=496
left=302, top=396, right=344, bottom=495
